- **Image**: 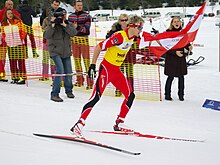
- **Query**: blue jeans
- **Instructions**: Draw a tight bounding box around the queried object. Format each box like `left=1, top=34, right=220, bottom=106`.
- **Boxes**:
left=51, top=55, right=73, bottom=97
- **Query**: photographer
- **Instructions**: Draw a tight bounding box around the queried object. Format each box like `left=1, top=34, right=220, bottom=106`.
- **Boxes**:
left=44, top=8, right=77, bottom=102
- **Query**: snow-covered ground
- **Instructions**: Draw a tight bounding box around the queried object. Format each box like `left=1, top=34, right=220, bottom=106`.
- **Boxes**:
left=0, top=4, right=220, bottom=165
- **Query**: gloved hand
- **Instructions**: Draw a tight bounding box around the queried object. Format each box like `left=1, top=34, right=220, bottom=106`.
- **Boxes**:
left=64, top=20, right=69, bottom=24
left=151, top=28, right=159, bottom=35
left=88, top=64, right=96, bottom=80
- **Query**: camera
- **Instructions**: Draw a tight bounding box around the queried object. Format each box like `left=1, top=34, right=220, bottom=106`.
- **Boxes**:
left=51, top=8, right=67, bottom=25
left=52, top=8, right=66, bottom=18
left=53, top=11, right=65, bottom=18
left=54, top=17, right=63, bottom=24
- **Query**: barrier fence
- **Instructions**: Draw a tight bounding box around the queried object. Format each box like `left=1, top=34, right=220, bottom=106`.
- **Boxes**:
left=0, top=21, right=162, bottom=101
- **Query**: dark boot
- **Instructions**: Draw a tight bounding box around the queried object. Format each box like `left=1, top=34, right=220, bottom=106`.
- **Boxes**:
left=51, top=96, right=63, bottom=102
left=165, top=95, right=173, bottom=101
left=179, top=95, right=184, bottom=101
left=67, top=93, right=75, bottom=98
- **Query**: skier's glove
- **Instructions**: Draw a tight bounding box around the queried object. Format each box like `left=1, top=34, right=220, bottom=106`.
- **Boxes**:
left=88, top=64, right=96, bottom=80
left=151, top=28, right=159, bottom=35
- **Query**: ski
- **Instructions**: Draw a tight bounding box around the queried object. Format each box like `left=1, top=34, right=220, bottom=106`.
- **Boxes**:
left=89, top=130, right=205, bottom=143
left=33, top=133, right=141, bottom=155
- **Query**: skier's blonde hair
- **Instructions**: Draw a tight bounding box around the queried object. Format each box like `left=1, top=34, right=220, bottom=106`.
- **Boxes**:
left=128, top=15, right=145, bottom=25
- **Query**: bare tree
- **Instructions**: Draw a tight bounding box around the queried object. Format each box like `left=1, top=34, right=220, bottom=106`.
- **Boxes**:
left=109, top=0, right=120, bottom=16
left=83, top=0, right=90, bottom=13
left=139, top=0, right=146, bottom=14
left=43, top=0, right=52, bottom=16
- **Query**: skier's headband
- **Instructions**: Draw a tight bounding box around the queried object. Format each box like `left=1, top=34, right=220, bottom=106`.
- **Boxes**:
left=128, top=22, right=143, bottom=30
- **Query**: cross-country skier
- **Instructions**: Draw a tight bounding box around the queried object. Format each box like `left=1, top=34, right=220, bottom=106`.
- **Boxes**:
left=70, top=15, right=145, bottom=138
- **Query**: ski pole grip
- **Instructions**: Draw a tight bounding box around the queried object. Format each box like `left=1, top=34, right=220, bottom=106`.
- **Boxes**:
left=88, top=64, right=96, bottom=80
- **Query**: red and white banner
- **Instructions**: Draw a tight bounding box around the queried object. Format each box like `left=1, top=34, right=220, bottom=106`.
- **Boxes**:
left=139, top=2, right=206, bottom=58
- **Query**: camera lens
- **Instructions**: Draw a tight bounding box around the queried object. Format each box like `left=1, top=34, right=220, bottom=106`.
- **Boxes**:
left=53, top=11, right=64, bottom=17
left=54, top=18, right=63, bottom=24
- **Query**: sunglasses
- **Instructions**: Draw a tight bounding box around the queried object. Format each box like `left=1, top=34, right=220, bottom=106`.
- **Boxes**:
left=136, top=25, right=143, bottom=30
left=120, top=19, right=128, bottom=22
left=129, top=23, right=143, bottom=30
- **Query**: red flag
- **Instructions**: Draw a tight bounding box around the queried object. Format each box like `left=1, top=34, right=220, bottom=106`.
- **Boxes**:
left=139, top=2, right=206, bottom=58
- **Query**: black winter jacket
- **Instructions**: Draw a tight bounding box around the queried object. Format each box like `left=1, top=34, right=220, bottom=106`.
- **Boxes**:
left=106, top=22, right=122, bottom=39
left=164, top=28, right=191, bottom=77
left=16, top=4, right=36, bottom=26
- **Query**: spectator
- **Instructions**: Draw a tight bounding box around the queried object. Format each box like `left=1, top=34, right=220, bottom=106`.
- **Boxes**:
left=0, top=22, right=8, bottom=82
left=39, top=0, right=61, bottom=83
left=164, top=16, right=193, bottom=101
left=40, top=0, right=61, bottom=26
left=1, top=8, right=27, bottom=84
left=44, top=8, right=77, bottom=102
left=0, top=0, right=20, bottom=22
left=106, top=14, right=128, bottom=38
left=0, top=0, right=20, bottom=82
left=16, top=0, right=39, bottom=58
left=70, top=15, right=145, bottom=138
left=106, top=14, right=136, bottom=97
left=39, top=8, right=56, bottom=82
left=68, top=0, right=93, bottom=90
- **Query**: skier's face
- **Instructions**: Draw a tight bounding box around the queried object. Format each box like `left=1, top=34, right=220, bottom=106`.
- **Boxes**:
left=128, top=22, right=144, bottom=37
left=171, top=18, right=181, bottom=29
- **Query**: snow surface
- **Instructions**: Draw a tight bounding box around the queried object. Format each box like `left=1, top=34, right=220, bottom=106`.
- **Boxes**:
left=1, top=5, right=220, bottom=165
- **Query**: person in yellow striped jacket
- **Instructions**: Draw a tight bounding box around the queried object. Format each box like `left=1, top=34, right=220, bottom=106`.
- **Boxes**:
left=70, top=15, right=145, bottom=138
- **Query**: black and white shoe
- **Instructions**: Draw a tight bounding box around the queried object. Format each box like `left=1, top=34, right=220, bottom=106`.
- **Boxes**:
left=11, top=79, right=19, bottom=84
left=0, top=77, right=8, bottom=82
left=16, top=79, right=26, bottom=85
left=70, top=121, right=84, bottom=138
left=113, top=118, right=134, bottom=133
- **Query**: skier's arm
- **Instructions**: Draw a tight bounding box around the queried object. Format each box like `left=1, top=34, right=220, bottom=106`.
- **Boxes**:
left=91, top=44, right=101, bottom=64
left=92, top=32, right=123, bottom=64
left=99, top=32, right=124, bottom=50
